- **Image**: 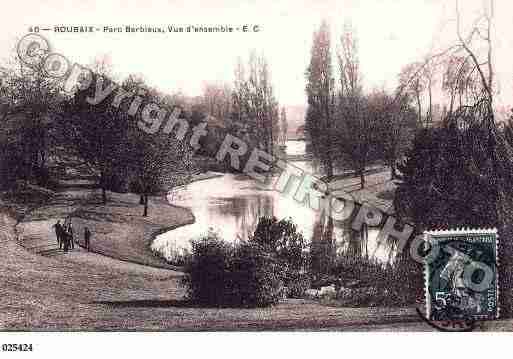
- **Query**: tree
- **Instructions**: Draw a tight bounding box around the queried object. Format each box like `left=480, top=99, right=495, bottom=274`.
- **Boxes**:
left=395, top=124, right=497, bottom=229
left=200, top=82, right=232, bottom=122
left=61, top=72, right=129, bottom=204
left=398, top=62, right=426, bottom=127
left=232, top=52, right=280, bottom=156
left=335, top=22, right=373, bottom=188
left=122, top=76, right=194, bottom=216
left=422, top=60, right=436, bottom=126
left=0, top=53, right=62, bottom=187
left=396, top=0, right=513, bottom=317
left=442, top=55, right=479, bottom=114
left=373, top=90, right=417, bottom=179
left=305, top=21, right=336, bottom=178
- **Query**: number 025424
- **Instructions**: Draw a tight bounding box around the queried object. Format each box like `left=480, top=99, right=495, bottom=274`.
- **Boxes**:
left=2, top=344, right=33, bottom=352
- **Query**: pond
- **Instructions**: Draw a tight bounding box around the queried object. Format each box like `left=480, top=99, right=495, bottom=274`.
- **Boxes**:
left=152, top=140, right=388, bottom=263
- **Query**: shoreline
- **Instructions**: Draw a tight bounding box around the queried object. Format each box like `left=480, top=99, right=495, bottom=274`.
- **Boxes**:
left=146, top=170, right=225, bottom=265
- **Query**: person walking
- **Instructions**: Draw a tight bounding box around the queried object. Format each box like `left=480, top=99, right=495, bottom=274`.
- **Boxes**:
left=62, top=228, right=70, bottom=252
left=53, top=220, right=63, bottom=249
left=67, top=222, right=74, bottom=250
left=84, top=227, right=91, bottom=251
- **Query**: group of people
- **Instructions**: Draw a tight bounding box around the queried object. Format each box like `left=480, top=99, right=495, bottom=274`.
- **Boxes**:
left=53, top=219, right=92, bottom=252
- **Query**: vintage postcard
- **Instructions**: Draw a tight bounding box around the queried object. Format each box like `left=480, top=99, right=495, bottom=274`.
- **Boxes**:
left=1, top=0, right=513, bottom=355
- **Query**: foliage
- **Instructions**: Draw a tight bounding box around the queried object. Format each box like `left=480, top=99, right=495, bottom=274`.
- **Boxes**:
left=285, top=271, right=311, bottom=299
left=0, top=142, right=23, bottom=190
left=182, top=231, right=285, bottom=307
left=251, top=216, right=310, bottom=297
left=59, top=72, right=130, bottom=202
left=334, top=22, right=372, bottom=188
left=232, top=52, right=281, bottom=156
left=230, top=242, right=284, bottom=307
left=331, top=254, right=423, bottom=306
left=251, top=216, right=307, bottom=271
left=305, top=20, right=336, bottom=177
left=371, top=91, right=418, bottom=179
left=394, top=122, right=497, bottom=229
left=182, top=232, right=234, bottom=307
left=0, top=55, right=62, bottom=188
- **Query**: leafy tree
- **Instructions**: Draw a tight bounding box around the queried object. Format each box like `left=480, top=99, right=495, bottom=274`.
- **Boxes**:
left=122, top=76, right=194, bottom=216
left=395, top=124, right=497, bottom=230
left=305, top=20, right=336, bottom=178
left=335, top=23, right=374, bottom=188
left=60, top=72, right=129, bottom=203
left=372, top=90, right=417, bottom=179
left=0, top=54, right=62, bottom=187
left=232, top=53, right=280, bottom=156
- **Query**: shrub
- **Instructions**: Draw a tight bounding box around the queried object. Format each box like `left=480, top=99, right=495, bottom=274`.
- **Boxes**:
left=182, top=233, right=284, bottom=307
left=251, top=217, right=307, bottom=272
left=251, top=217, right=309, bottom=300
left=182, top=232, right=233, bottom=307
left=331, top=254, right=423, bottom=306
left=285, top=271, right=311, bottom=298
left=230, top=242, right=284, bottom=307
left=395, top=126, right=497, bottom=229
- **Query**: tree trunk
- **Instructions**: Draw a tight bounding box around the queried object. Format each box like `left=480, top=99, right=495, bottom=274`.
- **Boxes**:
left=427, top=77, right=433, bottom=126
left=390, top=162, right=397, bottom=180
left=143, top=194, right=148, bottom=217
left=100, top=171, right=107, bottom=204
left=416, top=92, right=422, bottom=126
left=324, top=215, right=335, bottom=274
left=360, top=168, right=365, bottom=189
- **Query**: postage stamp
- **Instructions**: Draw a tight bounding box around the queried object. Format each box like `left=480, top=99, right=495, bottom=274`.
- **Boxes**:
left=425, top=229, right=499, bottom=322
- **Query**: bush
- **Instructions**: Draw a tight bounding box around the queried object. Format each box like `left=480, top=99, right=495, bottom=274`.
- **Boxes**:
left=252, top=217, right=307, bottom=271
left=331, top=254, right=423, bottom=306
left=395, top=126, right=497, bottom=229
left=251, top=217, right=309, bottom=300
left=230, top=242, right=284, bottom=307
left=285, top=271, right=311, bottom=298
left=182, top=233, right=284, bottom=307
left=182, top=232, right=233, bottom=307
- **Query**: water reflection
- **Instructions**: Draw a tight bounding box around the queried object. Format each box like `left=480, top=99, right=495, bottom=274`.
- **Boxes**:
left=152, top=141, right=388, bottom=262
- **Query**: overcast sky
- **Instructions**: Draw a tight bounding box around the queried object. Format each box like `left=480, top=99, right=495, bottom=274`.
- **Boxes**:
left=1, top=0, right=512, bottom=109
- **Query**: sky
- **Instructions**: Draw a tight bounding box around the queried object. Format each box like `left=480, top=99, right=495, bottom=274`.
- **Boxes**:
left=1, top=0, right=512, bottom=109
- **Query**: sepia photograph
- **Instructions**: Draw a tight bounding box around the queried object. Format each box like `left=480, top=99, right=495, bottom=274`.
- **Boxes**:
left=1, top=0, right=513, bottom=355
